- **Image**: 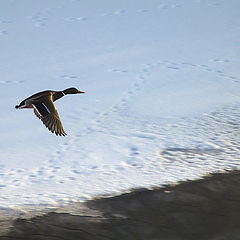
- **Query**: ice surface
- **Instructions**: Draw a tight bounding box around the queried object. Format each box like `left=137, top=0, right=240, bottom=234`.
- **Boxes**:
left=0, top=0, right=240, bottom=208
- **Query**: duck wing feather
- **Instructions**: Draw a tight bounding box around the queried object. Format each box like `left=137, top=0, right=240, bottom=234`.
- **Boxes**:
left=32, top=95, right=67, bottom=136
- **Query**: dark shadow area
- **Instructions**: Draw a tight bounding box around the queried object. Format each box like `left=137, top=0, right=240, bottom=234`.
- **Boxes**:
left=1, top=170, right=240, bottom=240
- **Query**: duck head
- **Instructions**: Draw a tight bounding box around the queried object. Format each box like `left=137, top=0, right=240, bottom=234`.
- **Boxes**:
left=63, top=87, right=85, bottom=95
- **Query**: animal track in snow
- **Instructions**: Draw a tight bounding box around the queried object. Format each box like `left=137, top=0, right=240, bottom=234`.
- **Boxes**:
left=58, top=74, right=79, bottom=80
left=23, top=0, right=221, bottom=31
left=76, top=56, right=240, bottom=137
left=155, top=59, right=239, bottom=82
left=27, top=2, right=66, bottom=28
left=129, top=147, right=139, bottom=156
left=0, top=19, right=11, bottom=36
left=0, top=30, right=8, bottom=36
left=156, top=106, right=240, bottom=169
left=0, top=19, right=12, bottom=24
left=0, top=80, right=24, bottom=84
left=28, top=15, right=48, bottom=27
left=195, top=0, right=221, bottom=7
left=136, top=9, right=150, bottom=13
left=158, top=3, right=181, bottom=10
left=113, top=9, right=126, bottom=16
left=67, top=17, right=88, bottom=22
left=209, top=58, right=230, bottom=63
left=108, top=68, right=128, bottom=73
left=101, top=9, right=126, bottom=17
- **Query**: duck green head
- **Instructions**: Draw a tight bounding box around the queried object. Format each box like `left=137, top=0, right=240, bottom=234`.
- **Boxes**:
left=63, top=87, right=85, bottom=95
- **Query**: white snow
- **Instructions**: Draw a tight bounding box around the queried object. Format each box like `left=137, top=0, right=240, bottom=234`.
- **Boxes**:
left=0, top=0, right=240, bottom=209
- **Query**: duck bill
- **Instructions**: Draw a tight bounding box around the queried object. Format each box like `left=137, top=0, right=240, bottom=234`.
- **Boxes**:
left=78, top=90, right=85, bottom=94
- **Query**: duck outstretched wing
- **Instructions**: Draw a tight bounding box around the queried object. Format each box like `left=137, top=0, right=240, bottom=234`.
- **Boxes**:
left=32, top=97, right=67, bottom=136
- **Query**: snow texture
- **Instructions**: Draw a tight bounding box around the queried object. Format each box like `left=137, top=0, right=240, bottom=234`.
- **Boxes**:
left=0, top=0, right=240, bottom=209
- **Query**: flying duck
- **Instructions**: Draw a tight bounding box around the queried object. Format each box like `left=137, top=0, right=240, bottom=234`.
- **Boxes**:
left=15, top=87, right=85, bottom=136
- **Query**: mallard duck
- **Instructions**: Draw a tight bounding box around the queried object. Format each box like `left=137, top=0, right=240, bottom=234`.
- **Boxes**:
left=15, top=87, right=85, bottom=136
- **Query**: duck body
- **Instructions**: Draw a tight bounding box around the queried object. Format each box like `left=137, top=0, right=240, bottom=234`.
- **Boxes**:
left=16, top=90, right=64, bottom=109
left=15, top=87, right=85, bottom=136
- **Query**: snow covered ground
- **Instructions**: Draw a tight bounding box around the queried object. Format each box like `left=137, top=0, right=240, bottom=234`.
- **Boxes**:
left=0, top=0, right=240, bottom=209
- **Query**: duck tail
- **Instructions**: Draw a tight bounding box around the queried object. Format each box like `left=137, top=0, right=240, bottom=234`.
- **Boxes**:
left=15, top=105, right=19, bottom=109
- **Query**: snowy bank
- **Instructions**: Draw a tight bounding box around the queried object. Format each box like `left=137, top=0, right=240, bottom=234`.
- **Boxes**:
left=1, top=170, right=240, bottom=239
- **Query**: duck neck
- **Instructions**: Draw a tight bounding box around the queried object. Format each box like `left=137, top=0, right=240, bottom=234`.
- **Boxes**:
left=52, top=91, right=65, bottom=102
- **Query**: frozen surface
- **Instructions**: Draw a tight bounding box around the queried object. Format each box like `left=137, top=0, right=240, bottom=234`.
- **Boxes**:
left=0, top=0, right=240, bottom=209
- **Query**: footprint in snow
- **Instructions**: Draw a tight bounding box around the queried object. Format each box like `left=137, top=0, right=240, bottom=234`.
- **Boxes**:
left=67, top=17, right=88, bottom=22
left=108, top=68, right=128, bottom=73
left=129, top=146, right=139, bottom=156
left=0, top=80, right=24, bottom=84
left=59, top=74, right=79, bottom=79
left=209, top=59, right=230, bottom=63
left=0, top=30, right=8, bottom=36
